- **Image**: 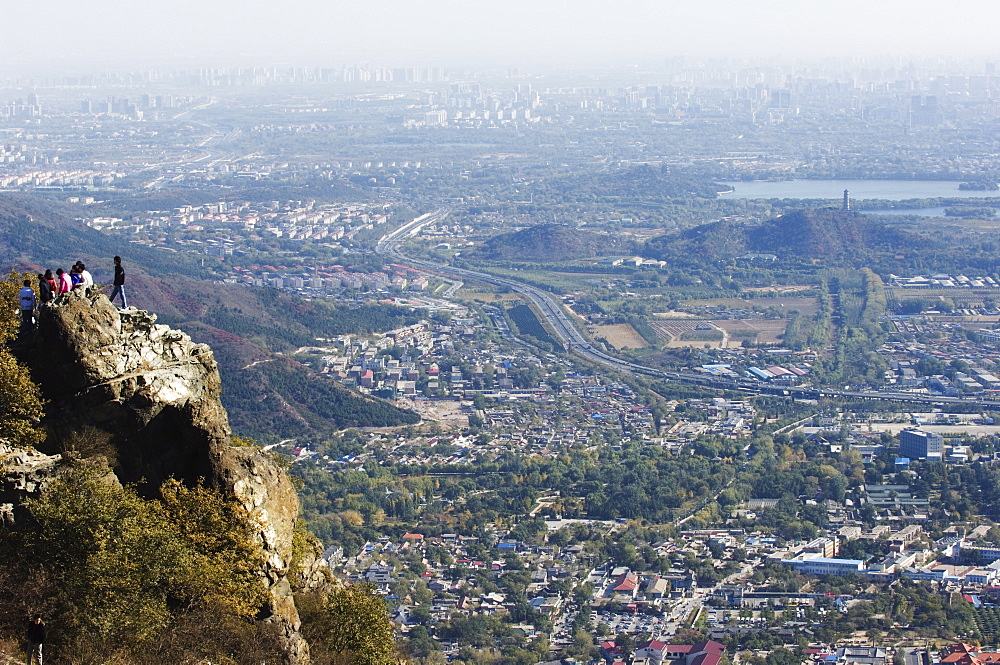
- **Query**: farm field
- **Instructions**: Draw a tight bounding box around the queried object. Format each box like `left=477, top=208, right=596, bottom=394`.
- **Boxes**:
left=713, top=318, right=789, bottom=345
left=457, top=289, right=524, bottom=305
left=649, top=317, right=788, bottom=348
left=590, top=323, right=649, bottom=350
left=683, top=296, right=820, bottom=317
left=649, top=319, right=725, bottom=348
left=649, top=319, right=716, bottom=339
left=651, top=311, right=700, bottom=319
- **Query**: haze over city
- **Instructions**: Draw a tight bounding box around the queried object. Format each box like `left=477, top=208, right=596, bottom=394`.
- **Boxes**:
left=10, top=0, right=1000, bottom=661
left=7, top=0, right=1000, bottom=74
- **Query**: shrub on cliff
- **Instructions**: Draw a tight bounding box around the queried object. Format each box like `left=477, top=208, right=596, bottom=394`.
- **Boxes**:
left=0, top=270, right=43, bottom=447
left=0, top=466, right=283, bottom=664
left=297, top=583, right=398, bottom=665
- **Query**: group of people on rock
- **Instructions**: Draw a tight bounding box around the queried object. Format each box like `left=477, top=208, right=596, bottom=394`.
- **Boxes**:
left=18, top=256, right=127, bottom=331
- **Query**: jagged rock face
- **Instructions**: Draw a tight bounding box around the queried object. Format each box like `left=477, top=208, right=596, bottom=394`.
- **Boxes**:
left=0, top=442, right=63, bottom=527
left=215, top=445, right=318, bottom=660
left=15, top=288, right=309, bottom=663
left=25, top=288, right=229, bottom=489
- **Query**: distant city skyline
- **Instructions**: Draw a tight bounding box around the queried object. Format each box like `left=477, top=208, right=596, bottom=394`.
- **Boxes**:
left=5, top=0, right=1000, bottom=75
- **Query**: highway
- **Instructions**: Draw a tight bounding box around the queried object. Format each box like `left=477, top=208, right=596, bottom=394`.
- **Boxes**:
left=139, top=101, right=246, bottom=189
left=377, top=211, right=1000, bottom=410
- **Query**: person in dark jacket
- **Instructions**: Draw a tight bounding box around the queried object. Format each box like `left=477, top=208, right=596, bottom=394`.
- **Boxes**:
left=109, top=255, right=127, bottom=308
left=26, top=615, right=45, bottom=665
left=37, top=273, right=53, bottom=306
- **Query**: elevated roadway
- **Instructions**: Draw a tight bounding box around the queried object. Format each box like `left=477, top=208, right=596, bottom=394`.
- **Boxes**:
left=378, top=211, right=1000, bottom=410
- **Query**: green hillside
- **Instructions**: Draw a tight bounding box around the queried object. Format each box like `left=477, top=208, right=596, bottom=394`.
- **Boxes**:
left=646, top=208, right=927, bottom=265
left=0, top=194, right=420, bottom=440
left=475, top=223, right=635, bottom=261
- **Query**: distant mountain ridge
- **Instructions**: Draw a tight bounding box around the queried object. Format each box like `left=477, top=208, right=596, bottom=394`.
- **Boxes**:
left=645, top=208, right=927, bottom=263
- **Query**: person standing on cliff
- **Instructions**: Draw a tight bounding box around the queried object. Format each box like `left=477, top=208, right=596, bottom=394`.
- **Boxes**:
left=109, top=256, right=127, bottom=309
left=18, top=279, right=36, bottom=332
left=26, top=615, right=45, bottom=665
left=37, top=272, right=54, bottom=306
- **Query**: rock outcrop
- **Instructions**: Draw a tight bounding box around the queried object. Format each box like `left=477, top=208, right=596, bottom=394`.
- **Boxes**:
left=26, top=288, right=228, bottom=488
left=12, top=287, right=310, bottom=663
left=0, top=442, right=63, bottom=527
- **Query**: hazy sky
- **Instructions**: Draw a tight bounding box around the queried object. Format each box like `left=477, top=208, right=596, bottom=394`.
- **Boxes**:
left=5, top=0, right=1000, bottom=74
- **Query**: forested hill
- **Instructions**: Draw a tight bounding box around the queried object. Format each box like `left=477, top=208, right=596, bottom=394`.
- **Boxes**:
left=474, top=223, right=635, bottom=261
left=645, top=208, right=928, bottom=264
left=0, top=194, right=420, bottom=440
left=124, top=275, right=422, bottom=440
left=0, top=194, right=210, bottom=278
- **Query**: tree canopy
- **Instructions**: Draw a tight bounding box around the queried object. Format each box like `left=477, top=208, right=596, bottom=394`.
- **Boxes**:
left=0, top=467, right=282, bottom=664
left=0, top=270, right=43, bottom=447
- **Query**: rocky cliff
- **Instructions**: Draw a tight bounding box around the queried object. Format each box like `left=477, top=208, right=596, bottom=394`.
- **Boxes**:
left=0, top=441, right=63, bottom=527
left=11, top=287, right=313, bottom=663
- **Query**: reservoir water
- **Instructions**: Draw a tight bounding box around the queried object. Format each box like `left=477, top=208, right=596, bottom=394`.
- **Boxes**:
left=874, top=207, right=951, bottom=217
left=718, top=179, right=1000, bottom=201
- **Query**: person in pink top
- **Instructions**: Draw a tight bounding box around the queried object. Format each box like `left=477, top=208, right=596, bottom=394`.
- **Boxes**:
left=56, top=268, right=72, bottom=295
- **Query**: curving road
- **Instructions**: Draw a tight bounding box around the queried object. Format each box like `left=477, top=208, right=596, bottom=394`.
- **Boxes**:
left=378, top=211, right=1000, bottom=409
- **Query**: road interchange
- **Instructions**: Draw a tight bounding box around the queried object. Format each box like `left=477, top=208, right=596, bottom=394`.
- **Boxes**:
left=377, top=211, right=1000, bottom=410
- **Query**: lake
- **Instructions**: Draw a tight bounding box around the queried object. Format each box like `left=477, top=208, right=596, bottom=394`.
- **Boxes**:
left=874, top=207, right=951, bottom=218
left=718, top=179, right=1000, bottom=201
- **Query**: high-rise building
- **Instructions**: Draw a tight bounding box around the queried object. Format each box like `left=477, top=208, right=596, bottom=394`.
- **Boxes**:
left=899, top=429, right=943, bottom=460
left=909, top=95, right=942, bottom=127
left=424, top=109, right=447, bottom=126
left=770, top=89, right=791, bottom=109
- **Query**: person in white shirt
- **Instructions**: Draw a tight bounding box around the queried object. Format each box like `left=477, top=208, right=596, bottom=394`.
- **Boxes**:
left=18, top=279, right=36, bottom=331
left=76, top=261, right=94, bottom=288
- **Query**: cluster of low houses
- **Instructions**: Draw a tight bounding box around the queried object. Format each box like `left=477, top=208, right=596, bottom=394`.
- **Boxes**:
left=890, top=274, right=1000, bottom=289
left=289, top=394, right=759, bottom=470
left=229, top=262, right=429, bottom=292
left=586, top=640, right=992, bottom=665
left=881, top=328, right=1000, bottom=396
left=331, top=520, right=1000, bottom=636
left=325, top=520, right=1000, bottom=665
left=318, top=319, right=535, bottom=396
left=598, top=639, right=726, bottom=665
left=556, top=640, right=991, bottom=665
left=331, top=498, right=1000, bottom=601
left=93, top=198, right=394, bottom=250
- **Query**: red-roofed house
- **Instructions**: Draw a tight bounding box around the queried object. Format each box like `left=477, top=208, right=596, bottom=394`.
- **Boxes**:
left=636, top=639, right=670, bottom=664
left=613, top=571, right=640, bottom=596
left=688, top=641, right=726, bottom=665
left=942, top=644, right=1000, bottom=665
left=662, top=641, right=726, bottom=665
left=600, top=641, right=623, bottom=663
left=665, top=646, right=694, bottom=660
